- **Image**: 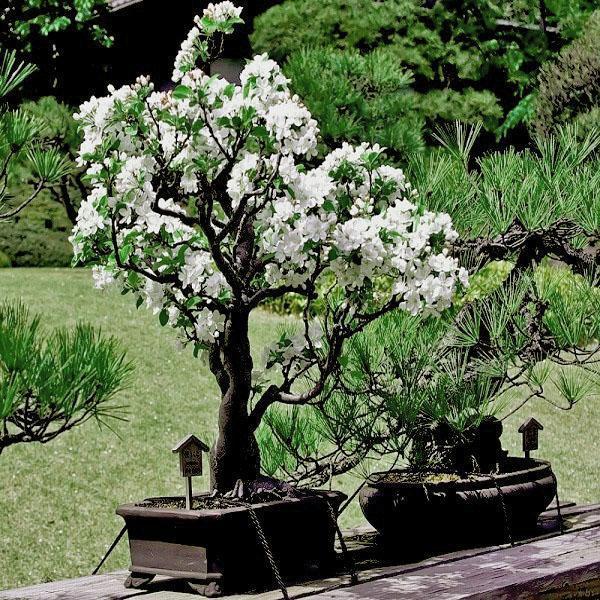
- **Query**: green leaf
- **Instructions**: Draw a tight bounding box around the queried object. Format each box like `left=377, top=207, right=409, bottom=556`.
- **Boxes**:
left=223, top=83, right=235, bottom=99
left=172, top=85, right=193, bottom=99
left=159, top=309, right=169, bottom=327
left=185, top=296, right=203, bottom=308
left=322, top=199, right=336, bottom=213
left=328, top=246, right=340, bottom=260
left=496, top=94, right=536, bottom=140
left=119, top=244, right=133, bottom=263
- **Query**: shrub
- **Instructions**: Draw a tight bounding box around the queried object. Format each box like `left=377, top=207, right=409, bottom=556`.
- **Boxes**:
left=533, top=10, right=600, bottom=137
left=0, top=196, right=73, bottom=267
left=413, top=89, right=503, bottom=131
left=21, top=96, right=81, bottom=151
left=0, top=251, right=11, bottom=268
left=252, top=0, right=596, bottom=135
left=284, top=47, right=425, bottom=159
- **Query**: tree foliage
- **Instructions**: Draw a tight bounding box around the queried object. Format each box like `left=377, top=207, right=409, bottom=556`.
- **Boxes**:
left=283, top=47, right=425, bottom=161
left=259, top=124, right=600, bottom=483
left=0, top=301, right=132, bottom=454
left=252, top=0, right=597, bottom=136
left=533, top=10, right=600, bottom=137
left=0, top=0, right=112, bottom=93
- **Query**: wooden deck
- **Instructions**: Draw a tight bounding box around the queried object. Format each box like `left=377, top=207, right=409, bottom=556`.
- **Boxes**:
left=2, top=503, right=599, bottom=600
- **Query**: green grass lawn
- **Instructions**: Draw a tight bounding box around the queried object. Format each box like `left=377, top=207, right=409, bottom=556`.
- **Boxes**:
left=0, top=268, right=598, bottom=590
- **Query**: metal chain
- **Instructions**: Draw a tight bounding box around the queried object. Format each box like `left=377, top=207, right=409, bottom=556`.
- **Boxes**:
left=91, top=525, right=127, bottom=575
left=489, top=474, right=514, bottom=546
left=325, top=500, right=358, bottom=585
left=247, top=506, right=290, bottom=600
left=551, top=471, right=564, bottom=534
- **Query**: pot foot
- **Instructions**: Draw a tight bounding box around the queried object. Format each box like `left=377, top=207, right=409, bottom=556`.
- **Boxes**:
left=188, top=581, right=223, bottom=597
left=124, top=572, right=155, bottom=589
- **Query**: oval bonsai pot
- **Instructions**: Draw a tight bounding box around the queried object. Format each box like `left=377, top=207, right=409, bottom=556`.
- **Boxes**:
left=359, top=457, right=556, bottom=552
left=116, top=489, right=346, bottom=596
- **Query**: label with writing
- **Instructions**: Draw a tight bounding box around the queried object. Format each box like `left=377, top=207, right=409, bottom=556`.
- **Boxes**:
left=522, top=428, right=539, bottom=452
left=180, top=445, right=203, bottom=477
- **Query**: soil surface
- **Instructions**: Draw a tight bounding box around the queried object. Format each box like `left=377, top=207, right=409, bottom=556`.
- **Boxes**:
left=373, top=471, right=477, bottom=484
left=136, top=488, right=307, bottom=510
left=137, top=496, right=240, bottom=510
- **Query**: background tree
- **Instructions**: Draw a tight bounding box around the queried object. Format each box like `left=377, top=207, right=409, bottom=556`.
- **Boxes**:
left=533, top=10, right=600, bottom=137
left=0, top=0, right=112, bottom=95
left=0, top=51, right=73, bottom=222
left=251, top=0, right=598, bottom=145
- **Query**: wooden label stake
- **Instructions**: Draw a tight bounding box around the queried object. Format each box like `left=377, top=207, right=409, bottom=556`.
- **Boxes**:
left=172, top=434, right=209, bottom=510
left=518, top=417, right=543, bottom=459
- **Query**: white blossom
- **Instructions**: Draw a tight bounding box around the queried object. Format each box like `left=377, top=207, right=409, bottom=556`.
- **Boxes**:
left=203, top=1, right=243, bottom=22
left=71, top=1, right=467, bottom=367
left=92, top=266, right=115, bottom=289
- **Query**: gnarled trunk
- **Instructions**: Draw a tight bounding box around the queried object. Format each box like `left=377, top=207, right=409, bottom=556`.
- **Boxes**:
left=210, top=309, right=260, bottom=492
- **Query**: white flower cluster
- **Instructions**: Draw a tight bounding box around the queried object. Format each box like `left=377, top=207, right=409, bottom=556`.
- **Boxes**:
left=72, top=1, right=467, bottom=365
left=172, top=25, right=203, bottom=82
left=180, top=251, right=229, bottom=298
left=172, top=2, right=243, bottom=81
left=74, top=79, right=144, bottom=161
left=255, top=143, right=468, bottom=315
left=203, top=1, right=243, bottom=22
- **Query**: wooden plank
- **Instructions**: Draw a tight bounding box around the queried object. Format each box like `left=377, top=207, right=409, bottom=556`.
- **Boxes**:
left=306, top=526, right=600, bottom=599
left=542, top=499, right=576, bottom=513
left=542, top=502, right=600, bottom=517
left=0, top=571, right=138, bottom=600
left=2, top=506, right=599, bottom=600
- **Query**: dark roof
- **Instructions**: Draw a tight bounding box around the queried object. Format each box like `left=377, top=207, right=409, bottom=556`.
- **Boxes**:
left=518, top=417, right=544, bottom=433
left=172, top=433, right=210, bottom=453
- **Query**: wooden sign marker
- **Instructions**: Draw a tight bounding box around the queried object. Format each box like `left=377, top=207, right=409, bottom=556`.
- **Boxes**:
left=518, top=417, right=543, bottom=459
left=172, top=434, right=209, bottom=510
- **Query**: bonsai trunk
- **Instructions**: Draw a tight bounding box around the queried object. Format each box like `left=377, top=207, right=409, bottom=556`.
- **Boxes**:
left=210, top=309, right=261, bottom=493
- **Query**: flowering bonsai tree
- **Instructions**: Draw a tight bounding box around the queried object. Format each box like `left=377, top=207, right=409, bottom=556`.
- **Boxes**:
left=71, top=2, right=467, bottom=493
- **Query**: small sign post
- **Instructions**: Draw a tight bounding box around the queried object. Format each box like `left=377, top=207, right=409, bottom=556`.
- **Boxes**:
left=518, top=417, right=543, bottom=459
left=172, top=434, right=210, bottom=510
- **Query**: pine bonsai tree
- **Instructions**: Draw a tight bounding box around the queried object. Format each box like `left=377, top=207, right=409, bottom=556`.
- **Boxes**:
left=259, top=124, right=600, bottom=483
left=0, top=52, right=132, bottom=454
left=0, top=302, right=132, bottom=455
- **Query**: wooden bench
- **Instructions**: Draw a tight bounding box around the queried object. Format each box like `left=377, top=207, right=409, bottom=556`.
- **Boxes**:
left=1, top=502, right=599, bottom=600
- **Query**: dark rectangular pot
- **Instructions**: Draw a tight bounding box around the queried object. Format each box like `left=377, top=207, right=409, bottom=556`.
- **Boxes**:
left=116, top=489, right=345, bottom=596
